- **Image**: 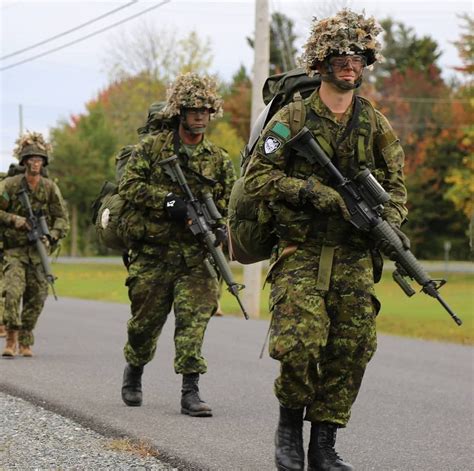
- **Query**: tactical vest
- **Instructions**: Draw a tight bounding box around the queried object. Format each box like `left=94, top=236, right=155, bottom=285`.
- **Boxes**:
left=271, top=95, right=381, bottom=247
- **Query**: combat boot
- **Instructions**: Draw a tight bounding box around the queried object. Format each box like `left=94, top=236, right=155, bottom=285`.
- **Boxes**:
left=121, top=364, right=144, bottom=406
left=274, top=406, right=305, bottom=471
left=180, top=373, right=212, bottom=417
left=0, top=325, right=6, bottom=337
left=307, top=422, right=353, bottom=471
left=18, top=344, right=33, bottom=357
left=2, top=329, right=18, bottom=357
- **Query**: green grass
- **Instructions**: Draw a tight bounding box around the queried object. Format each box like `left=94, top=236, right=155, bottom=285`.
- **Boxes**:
left=53, top=263, right=473, bottom=345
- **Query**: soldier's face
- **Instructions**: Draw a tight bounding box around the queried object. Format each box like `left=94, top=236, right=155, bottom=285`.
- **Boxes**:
left=183, top=108, right=210, bottom=134
left=329, top=54, right=366, bottom=84
left=25, top=156, right=44, bottom=176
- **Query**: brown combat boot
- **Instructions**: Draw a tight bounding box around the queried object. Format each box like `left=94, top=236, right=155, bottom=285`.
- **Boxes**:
left=0, top=324, right=6, bottom=337
left=19, top=344, right=33, bottom=357
left=2, top=329, right=18, bottom=357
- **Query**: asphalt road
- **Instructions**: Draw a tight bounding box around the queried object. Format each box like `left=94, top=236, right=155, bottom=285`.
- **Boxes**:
left=0, top=297, right=472, bottom=471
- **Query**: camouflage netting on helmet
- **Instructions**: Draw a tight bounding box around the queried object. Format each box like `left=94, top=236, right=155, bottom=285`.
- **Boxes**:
left=300, top=9, right=384, bottom=76
left=13, top=131, right=52, bottom=164
left=163, top=72, right=223, bottom=119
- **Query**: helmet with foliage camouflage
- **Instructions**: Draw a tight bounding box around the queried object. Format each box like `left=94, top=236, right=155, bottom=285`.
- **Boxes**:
left=13, top=131, right=52, bottom=166
left=163, top=72, right=223, bottom=119
left=300, top=9, right=384, bottom=76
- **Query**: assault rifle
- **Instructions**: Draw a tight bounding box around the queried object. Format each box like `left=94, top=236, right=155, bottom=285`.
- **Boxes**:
left=159, top=155, right=248, bottom=320
left=289, top=127, right=462, bottom=326
left=17, top=188, right=58, bottom=300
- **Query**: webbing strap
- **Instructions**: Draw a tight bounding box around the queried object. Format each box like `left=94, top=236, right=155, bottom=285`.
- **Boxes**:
left=315, top=245, right=335, bottom=291
left=289, top=92, right=306, bottom=137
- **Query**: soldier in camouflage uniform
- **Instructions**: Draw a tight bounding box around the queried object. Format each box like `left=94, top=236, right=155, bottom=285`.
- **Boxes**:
left=244, top=9, right=408, bottom=471
left=0, top=132, right=69, bottom=358
left=119, top=73, right=236, bottom=416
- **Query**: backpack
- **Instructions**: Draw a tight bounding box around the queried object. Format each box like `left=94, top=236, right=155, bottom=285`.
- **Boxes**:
left=91, top=102, right=174, bottom=251
left=228, top=68, right=321, bottom=264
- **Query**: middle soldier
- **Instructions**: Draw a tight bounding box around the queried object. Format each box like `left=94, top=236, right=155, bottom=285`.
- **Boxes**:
left=119, top=73, right=236, bottom=416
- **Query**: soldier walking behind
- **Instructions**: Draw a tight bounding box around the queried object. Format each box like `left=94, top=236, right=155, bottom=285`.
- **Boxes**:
left=0, top=132, right=69, bottom=357
left=119, top=73, right=236, bottom=416
left=244, top=9, right=408, bottom=471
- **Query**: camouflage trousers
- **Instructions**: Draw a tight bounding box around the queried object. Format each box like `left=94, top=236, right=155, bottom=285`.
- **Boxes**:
left=268, top=243, right=378, bottom=427
left=124, top=253, right=219, bottom=373
left=2, top=248, right=49, bottom=346
left=0, top=268, right=4, bottom=325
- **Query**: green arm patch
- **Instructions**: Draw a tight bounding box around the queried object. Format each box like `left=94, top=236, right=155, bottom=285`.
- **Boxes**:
left=271, top=122, right=291, bottom=140
left=2, top=191, right=9, bottom=202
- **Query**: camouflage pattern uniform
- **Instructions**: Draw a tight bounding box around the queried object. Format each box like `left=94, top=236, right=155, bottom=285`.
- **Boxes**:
left=119, top=74, right=235, bottom=374
left=0, top=135, right=69, bottom=347
left=244, top=12, right=408, bottom=428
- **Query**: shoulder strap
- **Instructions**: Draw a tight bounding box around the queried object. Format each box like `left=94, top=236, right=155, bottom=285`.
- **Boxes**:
left=288, top=91, right=307, bottom=137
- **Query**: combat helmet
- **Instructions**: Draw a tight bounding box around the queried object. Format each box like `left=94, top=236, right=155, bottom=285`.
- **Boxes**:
left=300, top=9, right=383, bottom=89
left=13, top=131, right=52, bottom=166
left=162, top=72, right=223, bottom=119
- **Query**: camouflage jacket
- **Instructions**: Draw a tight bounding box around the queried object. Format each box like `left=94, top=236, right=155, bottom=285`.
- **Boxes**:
left=244, top=89, right=408, bottom=247
left=0, top=174, right=69, bottom=250
left=118, top=130, right=236, bottom=265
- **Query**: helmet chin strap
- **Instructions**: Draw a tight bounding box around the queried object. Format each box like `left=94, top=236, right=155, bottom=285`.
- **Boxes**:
left=321, top=63, right=363, bottom=90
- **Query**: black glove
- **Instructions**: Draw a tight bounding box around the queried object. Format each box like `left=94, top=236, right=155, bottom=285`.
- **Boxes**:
left=164, top=193, right=188, bottom=221
left=213, top=225, right=227, bottom=247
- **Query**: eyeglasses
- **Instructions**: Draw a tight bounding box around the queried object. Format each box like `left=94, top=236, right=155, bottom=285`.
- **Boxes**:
left=185, top=108, right=210, bottom=117
left=329, top=55, right=367, bottom=70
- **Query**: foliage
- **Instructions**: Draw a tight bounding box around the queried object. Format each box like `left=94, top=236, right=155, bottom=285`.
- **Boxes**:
left=376, top=19, right=443, bottom=82
left=207, top=120, right=245, bottom=172
left=220, top=65, right=252, bottom=143
left=453, top=13, right=474, bottom=76
left=50, top=101, right=118, bottom=254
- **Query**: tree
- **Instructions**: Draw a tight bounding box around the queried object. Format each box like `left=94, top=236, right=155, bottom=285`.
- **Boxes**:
left=104, top=22, right=213, bottom=83
left=50, top=101, right=118, bottom=255
left=375, top=19, right=443, bottom=83
left=220, top=65, right=252, bottom=143
left=247, top=12, right=298, bottom=74
left=453, top=13, right=474, bottom=76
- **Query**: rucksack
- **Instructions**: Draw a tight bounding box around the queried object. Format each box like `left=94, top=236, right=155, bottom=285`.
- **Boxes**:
left=91, top=102, right=174, bottom=251
left=228, top=68, right=321, bottom=264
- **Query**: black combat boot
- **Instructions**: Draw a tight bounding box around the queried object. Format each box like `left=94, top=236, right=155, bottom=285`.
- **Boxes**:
left=180, top=373, right=212, bottom=417
left=121, top=364, right=144, bottom=407
left=307, top=422, right=354, bottom=471
left=274, top=406, right=305, bottom=471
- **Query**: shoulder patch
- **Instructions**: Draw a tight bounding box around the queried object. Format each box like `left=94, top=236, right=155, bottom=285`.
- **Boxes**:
left=264, top=135, right=282, bottom=154
left=271, top=122, right=291, bottom=139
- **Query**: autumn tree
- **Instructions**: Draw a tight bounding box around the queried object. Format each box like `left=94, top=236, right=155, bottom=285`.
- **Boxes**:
left=50, top=101, right=118, bottom=255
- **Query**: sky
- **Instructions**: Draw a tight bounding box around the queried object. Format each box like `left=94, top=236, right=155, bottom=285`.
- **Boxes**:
left=0, top=0, right=471, bottom=171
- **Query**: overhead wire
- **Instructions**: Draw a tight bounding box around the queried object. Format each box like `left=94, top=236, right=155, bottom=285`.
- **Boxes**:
left=0, top=0, right=172, bottom=72
left=0, top=1, right=138, bottom=61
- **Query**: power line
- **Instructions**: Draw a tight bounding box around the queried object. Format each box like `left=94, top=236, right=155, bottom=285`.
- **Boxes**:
left=0, top=0, right=172, bottom=72
left=0, top=1, right=138, bottom=61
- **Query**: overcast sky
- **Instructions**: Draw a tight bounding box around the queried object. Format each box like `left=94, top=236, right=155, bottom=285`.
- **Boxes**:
left=0, top=0, right=471, bottom=171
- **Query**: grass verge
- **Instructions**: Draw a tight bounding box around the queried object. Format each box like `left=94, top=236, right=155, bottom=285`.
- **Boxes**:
left=53, top=263, right=473, bottom=345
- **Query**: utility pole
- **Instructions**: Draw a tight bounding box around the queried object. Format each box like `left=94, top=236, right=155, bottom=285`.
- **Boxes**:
left=244, top=0, right=270, bottom=318
left=19, top=104, right=23, bottom=135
